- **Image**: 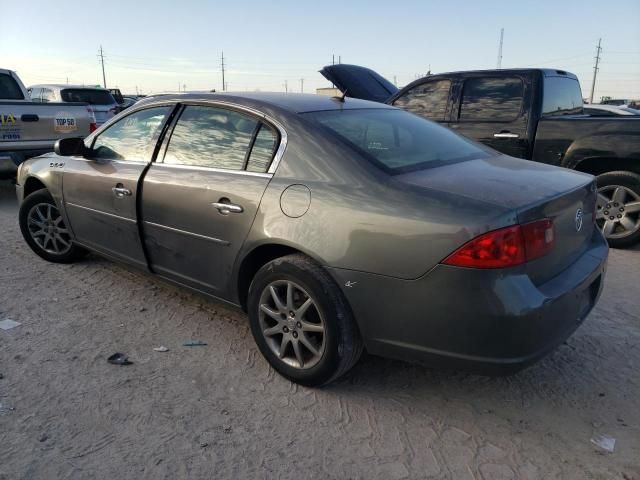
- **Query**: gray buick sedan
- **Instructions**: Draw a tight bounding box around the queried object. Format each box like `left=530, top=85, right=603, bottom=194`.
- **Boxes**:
left=16, top=92, right=608, bottom=386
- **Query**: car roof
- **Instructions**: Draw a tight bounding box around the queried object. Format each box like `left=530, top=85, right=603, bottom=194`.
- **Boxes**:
left=424, top=68, right=579, bottom=81
left=29, top=84, right=110, bottom=90
left=136, top=91, right=395, bottom=114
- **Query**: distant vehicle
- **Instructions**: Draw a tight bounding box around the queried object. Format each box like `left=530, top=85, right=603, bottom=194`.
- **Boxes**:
left=601, top=98, right=630, bottom=106
left=29, top=84, right=118, bottom=126
left=16, top=92, right=607, bottom=385
left=0, top=69, right=96, bottom=179
left=120, top=96, right=139, bottom=109
left=584, top=104, right=640, bottom=116
left=108, top=88, right=124, bottom=105
left=321, top=65, right=640, bottom=248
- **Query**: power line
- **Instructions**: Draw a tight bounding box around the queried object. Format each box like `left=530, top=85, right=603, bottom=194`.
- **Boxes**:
left=589, top=38, right=603, bottom=103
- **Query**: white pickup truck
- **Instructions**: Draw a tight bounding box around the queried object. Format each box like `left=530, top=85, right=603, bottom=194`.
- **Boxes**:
left=1, top=69, right=96, bottom=178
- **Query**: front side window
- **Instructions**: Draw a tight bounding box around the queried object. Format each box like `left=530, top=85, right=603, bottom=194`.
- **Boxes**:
left=392, top=80, right=451, bottom=121
left=0, top=73, right=24, bottom=100
left=90, top=106, right=171, bottom=161
left=304, top=108, right=488, bottom=174
left=459, top=77, right=524, bottom=121
left=42, top=89, right=55, bottom=103
left=164, top=106, right=258, bottom=170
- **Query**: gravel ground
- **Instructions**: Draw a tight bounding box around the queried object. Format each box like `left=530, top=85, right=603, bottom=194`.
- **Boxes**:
left=0, top=180, right=639, bottom=480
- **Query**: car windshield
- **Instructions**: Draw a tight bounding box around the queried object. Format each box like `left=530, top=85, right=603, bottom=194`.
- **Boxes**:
left=304, top=108, right=489, bottom=174
left=61, top=88, right=115, bottom=105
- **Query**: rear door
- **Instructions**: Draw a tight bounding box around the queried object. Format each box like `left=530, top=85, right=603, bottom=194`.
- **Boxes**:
left=447, top=75, right=531, bottom=158
left=62, top=105, right=174, bottom=267
left=141, top=103, right=280, bottom=297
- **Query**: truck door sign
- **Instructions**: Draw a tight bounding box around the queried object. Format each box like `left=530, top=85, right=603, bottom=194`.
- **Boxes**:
left=0, top=113, right=16, bottom=125
left=54, top=112, right=77, bottom=133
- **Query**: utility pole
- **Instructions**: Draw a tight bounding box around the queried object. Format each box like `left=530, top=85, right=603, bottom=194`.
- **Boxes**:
left=300, top=78, right=304, bottom=93
left=284, top=80, right=288, bottom=93
left=393, top=75, right=397, bottom=87
left=332, top=54, right=335, bottom=65
left=338, top=55, right=341, bottom=64
left=589, top=38, right=602, bottom=104
left=497, top=28, right=504, bottom=69
left=221, top=51, right=226, bottom=92
left=98, top=45, right=107, bottom=88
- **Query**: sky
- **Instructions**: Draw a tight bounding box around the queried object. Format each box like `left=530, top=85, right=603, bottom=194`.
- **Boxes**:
left=2, top=0, right=639, bottom=100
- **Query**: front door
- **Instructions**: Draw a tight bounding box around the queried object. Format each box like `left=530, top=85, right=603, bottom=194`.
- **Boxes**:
left=447, top=75, right=530, bottom=159
left=141, top=104, right=279, bottom=297
left=62, top=105, right=173, bottom=267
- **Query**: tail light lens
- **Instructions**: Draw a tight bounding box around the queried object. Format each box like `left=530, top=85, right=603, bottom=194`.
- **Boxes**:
left=442, top=219, right=554, bottom=269
left=87, top=107, right=97, bottom=133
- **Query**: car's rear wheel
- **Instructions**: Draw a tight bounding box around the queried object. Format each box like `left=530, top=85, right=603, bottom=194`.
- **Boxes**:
left=19, top=189, right=86, bottom=263
left=596, top=171, right=640, bottom=248
left=247, top=254, right=363, bottom=386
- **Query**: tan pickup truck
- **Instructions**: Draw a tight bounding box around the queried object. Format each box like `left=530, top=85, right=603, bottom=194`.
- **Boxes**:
left=1, top=68, right=96, bottom=178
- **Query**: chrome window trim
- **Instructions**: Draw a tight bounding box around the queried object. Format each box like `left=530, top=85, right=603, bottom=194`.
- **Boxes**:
left=144, top=221, right=231, bottom=246
left=150, top=162, right=271, bottom=178
left=66, top=202, right=136, bottom=223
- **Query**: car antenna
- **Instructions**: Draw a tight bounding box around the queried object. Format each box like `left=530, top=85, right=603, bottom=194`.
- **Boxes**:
left=332, top=89, right=348, bottom=103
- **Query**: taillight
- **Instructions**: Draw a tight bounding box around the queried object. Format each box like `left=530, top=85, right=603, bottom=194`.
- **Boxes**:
left=87, top=107, right=97, bottom=133
left=442, top=219, right=555, bottom=269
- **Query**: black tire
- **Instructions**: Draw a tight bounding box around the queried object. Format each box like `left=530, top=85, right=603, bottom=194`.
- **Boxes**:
left=247, top=254, right=363, bottom=386
left=19, top=188, right=86, bottom=263
left=596, top=171, right=640, bottom=249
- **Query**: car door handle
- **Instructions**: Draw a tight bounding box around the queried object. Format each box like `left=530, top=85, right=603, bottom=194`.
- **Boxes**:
left=493, top=131, right=519, bottom=138
left=21, top=114, right=39, bottom=122
left=212, top=199, right=244, bottom=214
left=112, top=186, right=132, bottom=198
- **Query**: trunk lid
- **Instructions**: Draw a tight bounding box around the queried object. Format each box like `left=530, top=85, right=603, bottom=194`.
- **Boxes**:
left=319, top=64, right=398, bottom=103
left=396, top=155, right=597, bottom=283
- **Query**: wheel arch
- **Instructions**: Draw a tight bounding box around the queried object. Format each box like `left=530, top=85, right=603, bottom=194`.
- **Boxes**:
left=23, top=176, right=48, bottom=198
left=235, top=242, right=330, bottom=312
left=572, top=157, right=640, bottom=177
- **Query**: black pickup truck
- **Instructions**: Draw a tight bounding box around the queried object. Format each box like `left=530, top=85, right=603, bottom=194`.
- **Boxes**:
left=320, top=65, right=640, bottom=248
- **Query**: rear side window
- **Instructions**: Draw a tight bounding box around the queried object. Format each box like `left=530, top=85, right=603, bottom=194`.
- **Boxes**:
left=61, top=88, right=115, bottom=105
left=459, top=77, right=524, bottom=121
left=246, top=125, right=278, bottom=172
left=0, top=73, right=25, bottom=100
left=392, top=80, right=451, bottom=121
left=542, top=77, right=583, bottom=116
left=164, top=106, right=258, bottom=170
left=90, top=106, right=171, bottom=161
left=304, top=108, right=488, bottom=175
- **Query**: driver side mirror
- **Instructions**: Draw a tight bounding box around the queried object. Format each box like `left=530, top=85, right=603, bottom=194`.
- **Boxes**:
left=54, top=137, right=87, bottom=157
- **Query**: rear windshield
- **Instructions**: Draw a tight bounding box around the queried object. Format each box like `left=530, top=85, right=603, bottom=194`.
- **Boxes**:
left=0, top=73, right=25, bottom=100
left=61, top=88, right=115, bottom=105
left=303, top=109, right=489, bottom=174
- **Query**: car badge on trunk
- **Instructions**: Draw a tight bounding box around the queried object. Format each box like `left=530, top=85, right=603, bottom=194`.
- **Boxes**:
left=575, top=208, right=583, bottom=232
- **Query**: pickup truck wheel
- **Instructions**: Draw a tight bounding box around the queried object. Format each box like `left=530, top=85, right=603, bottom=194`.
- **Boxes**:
left=19, top=189, right=86, bottom=263
left=247, top=254, right=363, bottom=387
left=596, top=171, right=640, bottom=248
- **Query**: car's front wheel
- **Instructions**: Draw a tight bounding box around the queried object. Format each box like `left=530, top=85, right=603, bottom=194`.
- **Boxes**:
left=247, top=254, right=363, bottom=386
left=19, top=188, right=86, bottom=263
left=596, top=171, right=640, bottom=248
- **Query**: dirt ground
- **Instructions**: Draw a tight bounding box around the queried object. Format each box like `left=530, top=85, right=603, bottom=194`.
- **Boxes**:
left=0, top=180, right=638, bottom=480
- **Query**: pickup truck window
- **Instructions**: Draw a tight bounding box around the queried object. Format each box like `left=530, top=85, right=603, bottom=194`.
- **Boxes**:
left=541, top=76, right=583, bottom=116
left=459, top=77, right=523, bottom=121
left=392, top=80, right=451, bottom=121
left=0, top=73, right=25, bottom=100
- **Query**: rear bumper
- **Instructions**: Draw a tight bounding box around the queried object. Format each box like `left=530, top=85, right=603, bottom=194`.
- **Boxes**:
left=328, top=231, right=608, bottom=375
left=0, top=148, right=52, bottom=178
left=0, top=155, right=17, bottom=177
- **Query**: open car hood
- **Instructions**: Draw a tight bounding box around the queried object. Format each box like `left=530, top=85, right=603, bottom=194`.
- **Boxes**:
left=319, top=64, right=398, bottom=103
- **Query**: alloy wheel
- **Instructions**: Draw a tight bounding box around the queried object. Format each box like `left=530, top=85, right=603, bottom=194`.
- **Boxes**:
left=258, top=280, right=326, bottom=369
left=596, top=185, right=640, bottom=239
left=27, top=203, right=72, bottom=255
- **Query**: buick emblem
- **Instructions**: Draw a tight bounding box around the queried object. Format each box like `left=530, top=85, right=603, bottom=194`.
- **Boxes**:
left=575, top=208, right=583, bottom=232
